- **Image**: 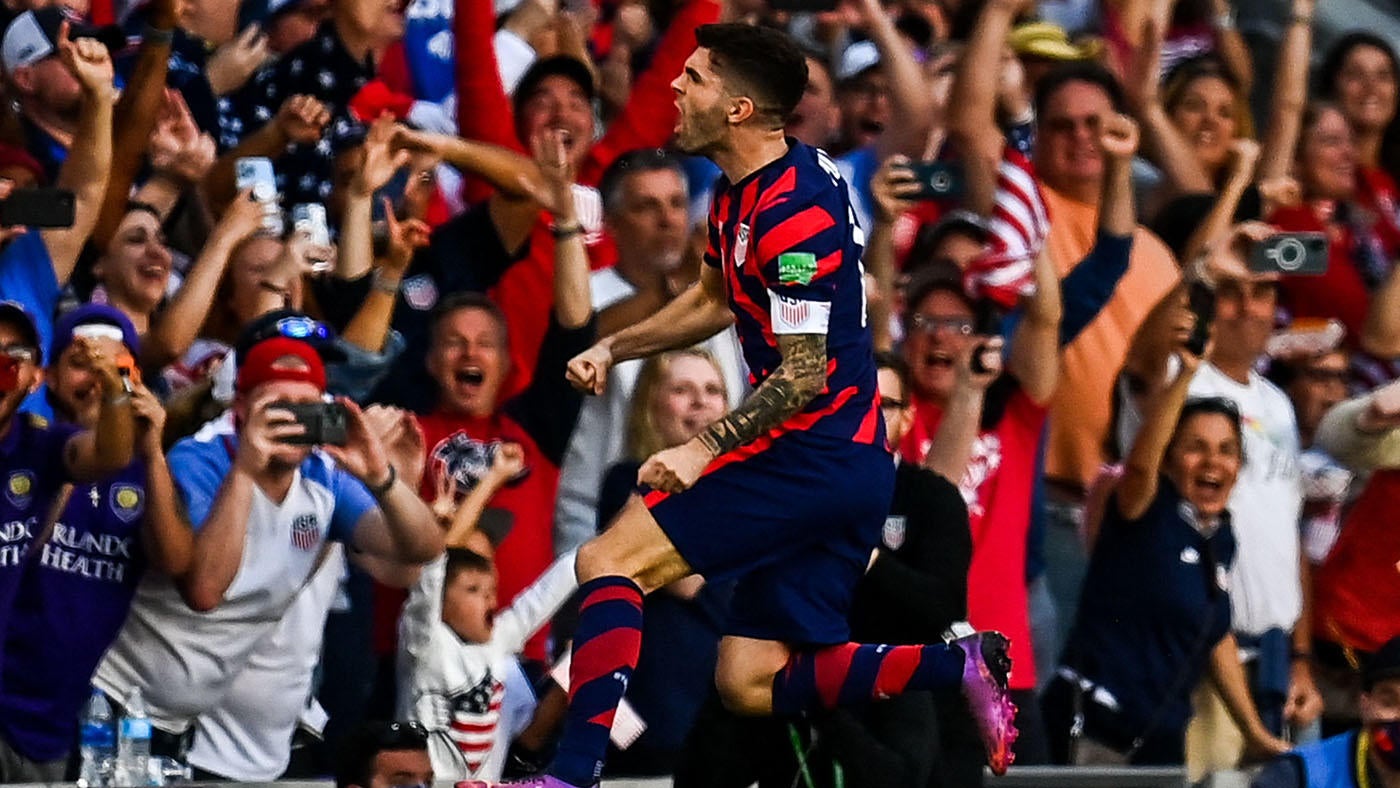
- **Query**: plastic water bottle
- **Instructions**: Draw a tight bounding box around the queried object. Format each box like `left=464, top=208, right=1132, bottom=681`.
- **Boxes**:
left=77, top=690, right=115, bottom=788
left=115, top=688, right=152, bottom=787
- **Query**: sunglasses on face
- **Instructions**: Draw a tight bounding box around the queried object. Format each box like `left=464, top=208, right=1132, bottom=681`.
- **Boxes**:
left=909, top=314, right=974, bottom=336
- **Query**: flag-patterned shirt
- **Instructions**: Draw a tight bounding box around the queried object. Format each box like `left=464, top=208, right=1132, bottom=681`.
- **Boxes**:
left=705, top=140, right=882, bottom=447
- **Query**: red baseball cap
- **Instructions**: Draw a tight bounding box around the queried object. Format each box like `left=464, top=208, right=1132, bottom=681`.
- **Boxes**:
left=235, top=337, right=326, bottom=394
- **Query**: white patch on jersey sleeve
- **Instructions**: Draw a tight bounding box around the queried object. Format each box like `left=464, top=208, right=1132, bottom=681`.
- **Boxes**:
left=768, top=289, right=831, bottom=335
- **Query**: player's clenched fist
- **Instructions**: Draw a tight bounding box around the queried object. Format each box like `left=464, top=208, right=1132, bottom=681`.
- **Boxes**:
left=638, top=440, right=712, bottom=493
left=567, top=343, right=614, bottom=395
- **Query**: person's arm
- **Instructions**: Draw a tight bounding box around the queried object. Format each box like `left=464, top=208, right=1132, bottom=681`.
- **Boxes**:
left=1125, top=17, right=1213, bottom=195
left=923, top=338, right=1002, bottom=483
left=1257, top=0, right=1315, bottom=182
left=529, top=130, right=591, bottom=331
left=338, top=116, right=411, bottom=281
left=567, top=264, right=733, bottom=391
left=205, top=95, right=330, bottom=214
left=1116, top=340, right=1199, bottom=520
left=1208, top=0, right=1254, bottom=94
left=491, top=549, right=580, bottom=652
left=1315, top=386, right=1400, bottom=470
left=1006, top=245, right=1062, bottom=405
left=860, top=0, right=935, bottom=162
left=1210, top=633, right=1292, bottom=759
left=1285, top=552, right=1323, bottom=728
left=947, top=0, right=1019, bottom=215
left=1182, top=140, right=1260, bottom=264
left=1363, top=263, right=1400, bottom=357
left=425, top=442, right=521, bottom=548
left=142, top=193, right=264, bottom=368
left=180, top=394, right=305, bottom=610
left=326, top=400, right=443, bottom=565
left=43, top=26, right=115, bottom=284
left=867, top=156, right=919, bottom=352
left=131, top=386, right=193, bottom=578
left=454, top=0, right=527, bottom=204
left=61, top=340, right=136, bottom=481
left=91, top=1, right=178, bottom=248
left=341, top=210, right=429, bottom=353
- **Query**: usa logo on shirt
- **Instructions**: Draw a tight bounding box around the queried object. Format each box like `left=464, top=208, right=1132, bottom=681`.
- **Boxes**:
left=403, top=274, right=439, bottom=311
left=882, top=515, right=906, bottom=550
left=734, top=223, right=750, bottom=267
left=290, top=513, right=320, bottom=552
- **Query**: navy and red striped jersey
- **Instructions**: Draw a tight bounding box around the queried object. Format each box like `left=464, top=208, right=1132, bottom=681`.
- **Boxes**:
left=704, top=140, right=883, bottom=447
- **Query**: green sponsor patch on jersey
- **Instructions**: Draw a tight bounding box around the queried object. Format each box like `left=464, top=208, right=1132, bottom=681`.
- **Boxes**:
left=778, top=252, right=817, bottom=285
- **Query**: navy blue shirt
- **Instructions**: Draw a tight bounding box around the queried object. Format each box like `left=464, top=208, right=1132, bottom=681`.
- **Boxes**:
left=0, top=414, right=79, bottom=670
left=0, top=463, right=148, bottom=761
left=1060, top=477, right=1236, bottom=740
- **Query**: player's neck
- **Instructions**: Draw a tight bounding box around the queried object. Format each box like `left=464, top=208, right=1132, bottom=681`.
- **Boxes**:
left=712, top=130, right=791, bottom=184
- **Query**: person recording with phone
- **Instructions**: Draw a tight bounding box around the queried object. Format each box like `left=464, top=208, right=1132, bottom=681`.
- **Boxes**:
left=93, top=331, right=441, bottom=758
left=0, top=304, right=190, bottom=782
left=1116, top=222, right=1320, bottom=772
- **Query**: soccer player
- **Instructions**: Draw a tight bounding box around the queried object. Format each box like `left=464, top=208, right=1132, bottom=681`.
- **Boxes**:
left=460, top=24, right=1018, bottom=788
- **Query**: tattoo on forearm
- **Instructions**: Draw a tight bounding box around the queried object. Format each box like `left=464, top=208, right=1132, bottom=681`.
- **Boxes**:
left=697, top=333, right=827, bottom=455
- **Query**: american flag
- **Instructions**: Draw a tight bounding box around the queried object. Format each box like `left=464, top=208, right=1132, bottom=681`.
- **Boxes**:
left=290, top=514, right=320, bottom=552
left=449, top=674, right=504, bottom=774
left=962, top=148, right=1051, bottom=309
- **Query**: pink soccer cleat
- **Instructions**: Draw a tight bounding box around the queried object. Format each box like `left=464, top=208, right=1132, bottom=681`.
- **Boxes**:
left=456, top=777, right=589, bottom=788
left=953, top=630, right=1019, bottom=776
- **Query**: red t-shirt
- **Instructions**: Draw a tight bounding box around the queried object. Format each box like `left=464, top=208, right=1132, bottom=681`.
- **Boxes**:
left=900, top=387, right=1047, bottom=690
left=1314, top=469, right=1400, bottom=652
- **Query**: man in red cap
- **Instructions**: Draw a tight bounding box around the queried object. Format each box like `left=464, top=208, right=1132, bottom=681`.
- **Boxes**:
left=93, top=334, right=442, bottom=756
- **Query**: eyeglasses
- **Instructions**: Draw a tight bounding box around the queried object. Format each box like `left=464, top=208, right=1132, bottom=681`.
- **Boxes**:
left=880, top=397, right=908, bottom=410
left=0, top=345, right=36, bottom=364
left=909, top=314, right=974, bottom=336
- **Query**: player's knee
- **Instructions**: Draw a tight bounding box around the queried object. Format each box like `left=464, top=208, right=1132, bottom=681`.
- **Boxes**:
left=574, top=538, right=622, bottom=585
left=715, top=664, right=773, bottom=716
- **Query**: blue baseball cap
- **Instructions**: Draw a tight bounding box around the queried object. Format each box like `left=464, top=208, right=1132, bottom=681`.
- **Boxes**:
left=51, top=303, right=140, bottom=362
left=0, top=300, right=40, bottom=361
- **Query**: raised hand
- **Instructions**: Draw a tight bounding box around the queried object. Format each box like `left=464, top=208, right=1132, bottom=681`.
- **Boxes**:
left=321, top=398, right=393, bottom=488
left=486, top=443, right=526, bottom=484
left=149, top=89, right=217, bottom=184
left=207, top=24, right=270, bottom=96
left=352, top=115, right=412, bottom=198
left=1098, top=113, right=1141, bottom=161
left=871, top=155, right=920, bottom=225
left=235, top=393, right=307, bottom=475
left=276, top=95, right=331, bottom=146
left=566, top=343, right=614, bottom=395
left=57, top=22, right=115, bottom=99
left=517, top=128, right=578, bottom=220
left=955, top=335, right=1004, bottom=392
left=1228, top=138, right=1261, bottom=180
left=131, top=384, right=167, bottom=457
left=70, top=337, right=124, bottom=396
left=382, top=202, right=431, bottom=275
left=213, top=188, right=269, bottom=246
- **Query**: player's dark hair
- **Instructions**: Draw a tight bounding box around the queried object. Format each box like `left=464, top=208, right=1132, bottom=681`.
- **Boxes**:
left=599, top=148, right=689, bottom=214
left=443, top=547, right=494, bottom=586
left=333, top=721, right=428, bottom=788
left=1033, top=61, right=1127, bottom=121
left=695, top=23, right=808, bottom=127
left=430, top=292, right=509, bottom=345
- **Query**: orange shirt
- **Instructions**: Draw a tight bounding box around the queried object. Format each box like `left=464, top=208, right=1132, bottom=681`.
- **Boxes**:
left=1042, top=184, right=1180, bottom=489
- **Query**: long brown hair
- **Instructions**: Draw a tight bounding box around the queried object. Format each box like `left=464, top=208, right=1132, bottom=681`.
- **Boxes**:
left=624, top=348, right=728, bottom=461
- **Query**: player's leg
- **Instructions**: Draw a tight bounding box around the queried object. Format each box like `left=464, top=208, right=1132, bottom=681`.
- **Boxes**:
left=549, top=496, right=692, bottom=787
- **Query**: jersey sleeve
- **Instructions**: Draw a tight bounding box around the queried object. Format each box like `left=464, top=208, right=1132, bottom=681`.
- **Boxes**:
left=328, top=464, right=378, bottom=544
left=167, top=438, right=232, bottom=530
left=756, top=194, right=844, bottom=335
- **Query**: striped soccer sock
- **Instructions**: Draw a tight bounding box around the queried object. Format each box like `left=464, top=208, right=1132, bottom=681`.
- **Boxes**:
left=550, top=575, right=644, bottom=787
left=770, top=642, right=966, bottom=716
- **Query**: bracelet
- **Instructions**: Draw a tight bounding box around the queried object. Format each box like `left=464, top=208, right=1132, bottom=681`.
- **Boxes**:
left=142, top=25, right=174, bottom=44
left=550, top=222, right=583, bottom=240
left=368, top=463, right=397, bottom=499
left=371, top=270, right=401, bottom=295
left=1290, top=13, right=1312, bottom=25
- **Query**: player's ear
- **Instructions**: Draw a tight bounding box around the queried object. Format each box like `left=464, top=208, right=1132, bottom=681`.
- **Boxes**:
left=728, top=95, right=756, bottom=126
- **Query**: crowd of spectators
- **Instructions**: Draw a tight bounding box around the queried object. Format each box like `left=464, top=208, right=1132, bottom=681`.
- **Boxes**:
left=0, top=0, right=1396, bottom=784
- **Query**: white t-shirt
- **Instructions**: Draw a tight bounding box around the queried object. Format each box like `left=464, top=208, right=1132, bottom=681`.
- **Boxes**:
left=553, top=267, right=747, bottom=553
left=398, top=551, right=577, bottom=783
left=185, top=546, right=346, bottom=780
left=1187, top=363, right=1304, bottom=636
left=94, top=414, right=374, bottom=732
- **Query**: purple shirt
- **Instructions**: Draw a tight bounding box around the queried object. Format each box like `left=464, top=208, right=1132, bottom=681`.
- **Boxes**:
left=0, top=461, right=147, bottom=760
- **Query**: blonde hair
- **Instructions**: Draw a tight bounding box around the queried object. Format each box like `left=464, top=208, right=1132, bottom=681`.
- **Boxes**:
left=624, top=347, right=728, bottom=461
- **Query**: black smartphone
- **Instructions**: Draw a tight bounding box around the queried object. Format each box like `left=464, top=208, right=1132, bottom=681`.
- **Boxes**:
left=1249, top=232, right=1329, bottom=276
left=274, top=401, right=350, bottom=446
left=766, top=0, right=838, bottom=12
left=1186, top=283, right=1215, bottom=357
left=906, top=161, right=965, bottom=201
left=0, top=188, right=76, bottom=228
